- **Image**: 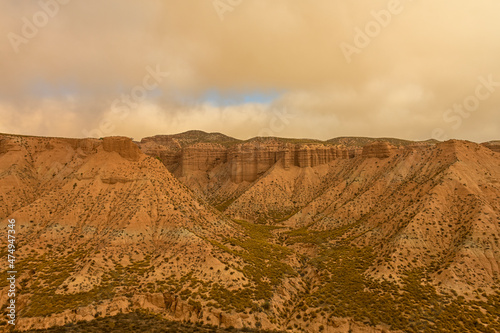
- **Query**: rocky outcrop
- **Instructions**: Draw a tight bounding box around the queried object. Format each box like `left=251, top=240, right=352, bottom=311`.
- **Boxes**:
left=15, top=297, right=131, bottom=331
left=435, top=140, right=485, bottom=160
left=228, top=142, right=287, bottom=183
left=362, top=141, right=396, bottom=158
left=15, top=293, right=277, bottom=331
left=102, top=136, right=141, bottom=161
left=140, top=140, right=182, bottom=171
left=293, top=145, right=361, bottom=167
left=14, top=293, right=398, bottom=332
left=180, top=143, right=227, bottom=176
left=140, top=137, right=363, bottom=183
left=228, top=143, right=362, bottom=182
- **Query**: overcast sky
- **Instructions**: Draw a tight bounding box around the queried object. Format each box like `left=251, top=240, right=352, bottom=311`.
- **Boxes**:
left=1, top=0, right=499, bottom=142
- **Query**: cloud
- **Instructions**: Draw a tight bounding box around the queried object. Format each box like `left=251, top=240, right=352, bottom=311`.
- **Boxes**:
left=0, top=0, right=499, bottom=142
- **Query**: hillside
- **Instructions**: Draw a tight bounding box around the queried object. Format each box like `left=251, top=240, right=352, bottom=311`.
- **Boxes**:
left=1, top=132, right=500, bottom=333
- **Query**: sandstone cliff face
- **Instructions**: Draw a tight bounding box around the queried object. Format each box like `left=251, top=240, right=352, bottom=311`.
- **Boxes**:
left=228, top=143, right=362, bottom=182
left=102, top=136, right=141, bottom=161
left=180, top=143, right=228, bottom=176
left=140, top=137, right=363, bottom=184
left=228, top=142, right=289, bottom=183
left=362, top=141, right=397, bottom=158
left=15, top=292, right=395, bottom=333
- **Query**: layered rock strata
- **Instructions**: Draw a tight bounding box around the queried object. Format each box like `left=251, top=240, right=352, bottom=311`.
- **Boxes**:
left=140, top=138, right=363, bottom=183
left=362, top=141, right=398, bottom=158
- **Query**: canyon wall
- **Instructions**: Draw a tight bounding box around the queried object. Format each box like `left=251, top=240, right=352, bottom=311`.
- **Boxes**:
left=362, top=141, right=398, bottom=158
left=102, top=136, right=141, bottom=161
left=180, top=143, right=228, bottom=176
left=140, top=137, right=363, bottom=183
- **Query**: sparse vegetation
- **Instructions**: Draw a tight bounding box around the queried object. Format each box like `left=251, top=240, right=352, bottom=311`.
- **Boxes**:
left=1, top=133, right=499, bottom=333
left=17, top=311, right=284, bottom=333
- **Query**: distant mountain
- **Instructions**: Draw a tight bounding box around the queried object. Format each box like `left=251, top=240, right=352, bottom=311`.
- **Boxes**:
left=141, top=130, right=242, bottom=147
left=326, top=136, right=438, bottom=147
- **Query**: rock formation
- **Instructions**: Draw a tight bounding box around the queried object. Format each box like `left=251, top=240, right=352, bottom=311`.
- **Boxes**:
left=2, top=132, right=500, bottom=333
left=180, top=143, right=228, bottom=176
left=102, top=136, right=141, bottom=161
left=140, top=137, right=363, bottom=184
left=362, top=141, right=397, bottom=158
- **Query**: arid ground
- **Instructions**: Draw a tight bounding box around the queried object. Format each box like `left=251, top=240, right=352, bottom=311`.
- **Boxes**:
left=1, top=131, right=499, bottom=333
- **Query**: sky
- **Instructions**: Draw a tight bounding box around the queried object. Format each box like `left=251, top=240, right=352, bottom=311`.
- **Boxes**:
left=1, top=0, right=499, bottom=142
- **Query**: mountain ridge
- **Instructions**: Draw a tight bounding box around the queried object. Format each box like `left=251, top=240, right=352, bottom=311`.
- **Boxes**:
left=1, top=132, right=500, bottom=333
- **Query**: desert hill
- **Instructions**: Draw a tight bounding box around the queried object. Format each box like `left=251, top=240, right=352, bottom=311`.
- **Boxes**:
left=1, top=132, right=500, bottom=333
left=0, top=134, right=275, bottom=330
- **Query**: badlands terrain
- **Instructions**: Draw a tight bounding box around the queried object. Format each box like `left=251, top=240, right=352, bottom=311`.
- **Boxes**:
left=1, top=130, right=500, bottom=332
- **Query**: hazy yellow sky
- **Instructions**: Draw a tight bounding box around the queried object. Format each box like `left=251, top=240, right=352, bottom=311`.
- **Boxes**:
left=1, top=0, right=499, bottom=142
